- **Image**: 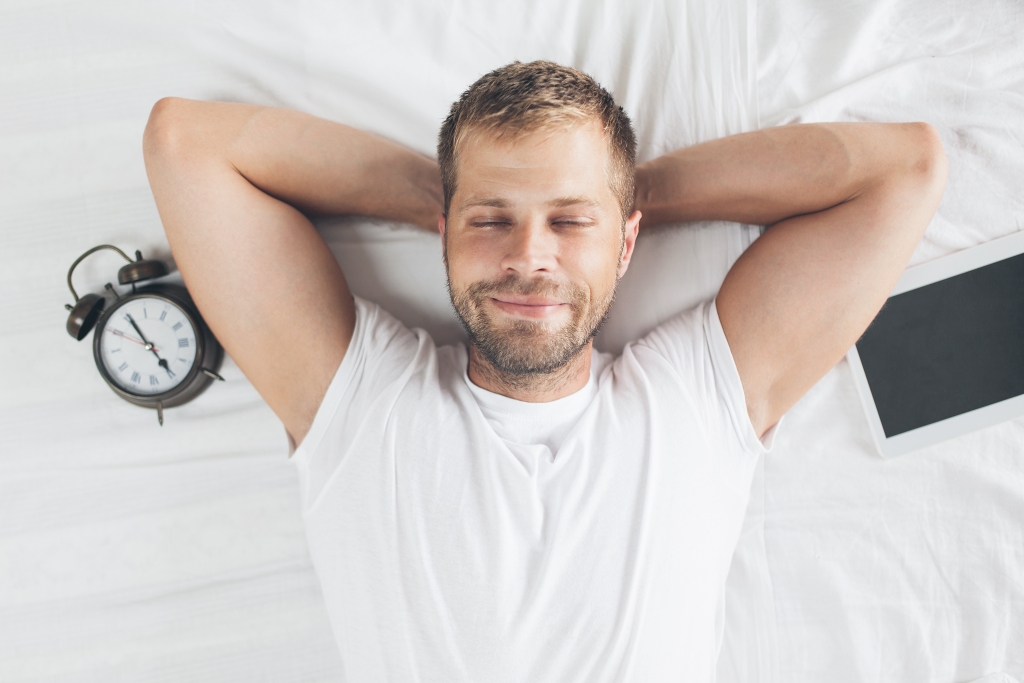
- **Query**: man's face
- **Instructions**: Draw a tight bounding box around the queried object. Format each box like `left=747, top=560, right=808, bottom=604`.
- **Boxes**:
left=440, top=119, right=641, bottom=376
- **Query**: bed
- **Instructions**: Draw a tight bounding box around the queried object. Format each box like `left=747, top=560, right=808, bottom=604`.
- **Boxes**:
left=1, top=0, right=1022, bottom=680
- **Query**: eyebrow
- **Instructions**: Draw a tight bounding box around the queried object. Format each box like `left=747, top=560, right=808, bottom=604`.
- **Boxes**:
left=461, top=195, right=601, bottom=210
left=463, top=197, right=511, bottom=209
left=548, top=195, right=600, bottom=209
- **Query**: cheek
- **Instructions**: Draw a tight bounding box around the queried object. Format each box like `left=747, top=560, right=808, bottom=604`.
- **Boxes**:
left=445, top=233, right=496, bottom=288
left=563, top=236, right=621, bottom=296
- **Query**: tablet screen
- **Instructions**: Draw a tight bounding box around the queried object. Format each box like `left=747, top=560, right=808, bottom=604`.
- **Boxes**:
left=855, top=252, right=1024, bottom=437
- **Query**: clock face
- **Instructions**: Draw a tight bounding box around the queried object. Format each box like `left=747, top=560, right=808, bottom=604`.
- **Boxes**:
left=96, top=296, right=199, bottom=396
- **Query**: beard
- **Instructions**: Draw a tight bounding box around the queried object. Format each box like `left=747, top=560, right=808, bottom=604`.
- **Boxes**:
left=448, top=271, right=616, bottom=377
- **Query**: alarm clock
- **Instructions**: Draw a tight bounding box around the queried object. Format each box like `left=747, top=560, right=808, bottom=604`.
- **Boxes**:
left=65, top=244, right=224, bottom=425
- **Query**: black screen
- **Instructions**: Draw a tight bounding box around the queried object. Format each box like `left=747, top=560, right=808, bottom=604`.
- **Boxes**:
left=855, top=252, right=1024, bottom=437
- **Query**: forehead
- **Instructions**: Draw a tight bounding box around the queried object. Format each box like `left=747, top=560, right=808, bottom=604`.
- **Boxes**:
left=452, top=120, right=616, bottom=213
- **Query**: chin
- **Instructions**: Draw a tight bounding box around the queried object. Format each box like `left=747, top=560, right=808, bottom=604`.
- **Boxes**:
left=449, top=276, right=612, bottom=374
left=472, top=316, right=591, bottom=375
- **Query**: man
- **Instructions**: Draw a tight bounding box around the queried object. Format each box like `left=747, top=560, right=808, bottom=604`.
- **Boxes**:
left=143, top=61, right=945, bottom=680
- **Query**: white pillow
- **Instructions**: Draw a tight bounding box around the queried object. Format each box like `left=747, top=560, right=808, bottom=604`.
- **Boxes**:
left=304, top=0, right=762, bottom=352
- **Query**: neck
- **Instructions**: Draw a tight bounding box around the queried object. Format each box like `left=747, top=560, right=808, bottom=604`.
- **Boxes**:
left=467, top=341, right=593, bottom=402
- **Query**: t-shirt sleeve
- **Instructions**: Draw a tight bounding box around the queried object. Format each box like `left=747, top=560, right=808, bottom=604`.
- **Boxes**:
left=288, top=295, right=423, bottom=509
left=636, top=297, right=782, bottom=458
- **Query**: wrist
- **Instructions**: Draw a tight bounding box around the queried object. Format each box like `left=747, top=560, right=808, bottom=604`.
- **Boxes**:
left=407, top=158, right=443, bottom=232
left=634, top=156, right=699, bottom=227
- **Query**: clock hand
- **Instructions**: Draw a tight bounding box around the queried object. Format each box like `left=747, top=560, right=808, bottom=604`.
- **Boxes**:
left=158, top=358, right=175, bottom=378
left=126, top=314, right=166, bottom=365
left=107, top=328, right=161, bottom=352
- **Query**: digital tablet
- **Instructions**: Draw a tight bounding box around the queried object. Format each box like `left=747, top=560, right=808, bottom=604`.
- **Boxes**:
left=847, top=229, right=1024, bottom=457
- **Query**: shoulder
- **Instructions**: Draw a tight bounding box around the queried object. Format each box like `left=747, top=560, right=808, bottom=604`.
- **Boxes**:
left=616, top=298, right=777, bottom=456
left=331, top=295, right=477, bottom=411
left=351, top=295, right=414, bottom=349
left=292, top=297, right=439, bottom=452
left=345, top=295, right=442, bottom=377
left=622, top=299, right=712, bottom=377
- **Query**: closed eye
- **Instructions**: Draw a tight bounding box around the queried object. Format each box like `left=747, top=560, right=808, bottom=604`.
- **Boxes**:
left=468, top=218, right=594, bottom=228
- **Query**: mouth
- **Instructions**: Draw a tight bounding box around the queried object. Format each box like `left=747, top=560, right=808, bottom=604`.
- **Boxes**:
left=489, top=296, right=569, bottom=319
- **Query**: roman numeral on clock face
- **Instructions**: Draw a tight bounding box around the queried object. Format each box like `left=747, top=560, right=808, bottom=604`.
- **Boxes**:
left=118, top=362, right=129, bottom=372
left=149, top=375, right=158, bottom=386
left=131, top=371, right=141, bottom=383
left=172, top=322, right=182, bottom=331
left=178, top=338, right=189, bottom=348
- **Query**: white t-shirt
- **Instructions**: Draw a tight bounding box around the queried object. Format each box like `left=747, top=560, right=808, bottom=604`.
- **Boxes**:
left=291, top=296, right=778, bottom=683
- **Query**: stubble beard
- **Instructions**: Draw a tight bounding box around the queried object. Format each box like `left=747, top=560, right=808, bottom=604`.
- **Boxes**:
left=448, top=271, right=616, bottom=385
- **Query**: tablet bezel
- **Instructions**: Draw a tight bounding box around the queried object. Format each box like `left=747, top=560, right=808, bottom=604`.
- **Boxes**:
left=846, top=229, right=1024, bottom=458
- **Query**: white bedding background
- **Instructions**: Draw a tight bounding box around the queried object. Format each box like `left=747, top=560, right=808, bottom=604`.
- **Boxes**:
left=1, top=0, right=1022, bottom=681
left=757, top=2, right=1024, bottom=679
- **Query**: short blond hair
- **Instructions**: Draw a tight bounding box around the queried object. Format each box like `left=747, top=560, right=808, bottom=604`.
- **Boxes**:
left=437, top=61, right=637, bottom=222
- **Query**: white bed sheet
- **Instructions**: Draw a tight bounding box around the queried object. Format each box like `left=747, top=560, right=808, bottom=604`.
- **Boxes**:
left=1, top=0, right=1021, bottom=680
left=757, top=0, right=1024, bottom=679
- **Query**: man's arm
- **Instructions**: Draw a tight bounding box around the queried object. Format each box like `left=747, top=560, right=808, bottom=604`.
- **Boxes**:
left=635, top=123, right=947, bottom=439
left=143, top=99, right=442, bottom=446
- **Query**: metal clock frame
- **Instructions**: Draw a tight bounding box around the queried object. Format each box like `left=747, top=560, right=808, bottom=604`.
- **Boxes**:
left=92, top=283, right=223, bottom=418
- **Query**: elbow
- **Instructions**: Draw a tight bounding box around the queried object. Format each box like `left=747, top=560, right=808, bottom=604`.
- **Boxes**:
left=907, top=122, right=948, bottom=200
left=143, top=97, right=195, bottom=166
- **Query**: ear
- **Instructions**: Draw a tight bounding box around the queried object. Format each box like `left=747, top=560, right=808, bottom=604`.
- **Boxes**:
left=438, top=213, right=448, bottom=266
left=616, top=210, right=642, bottom=278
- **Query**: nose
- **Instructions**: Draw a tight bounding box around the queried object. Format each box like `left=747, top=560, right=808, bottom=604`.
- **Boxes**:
left=500, top=215, right=558, bottom=276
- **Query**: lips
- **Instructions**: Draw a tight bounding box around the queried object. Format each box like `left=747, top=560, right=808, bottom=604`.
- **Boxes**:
left=493, top=295, right=563, bottom=306
left=489, top=296, right=567, bottom=318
